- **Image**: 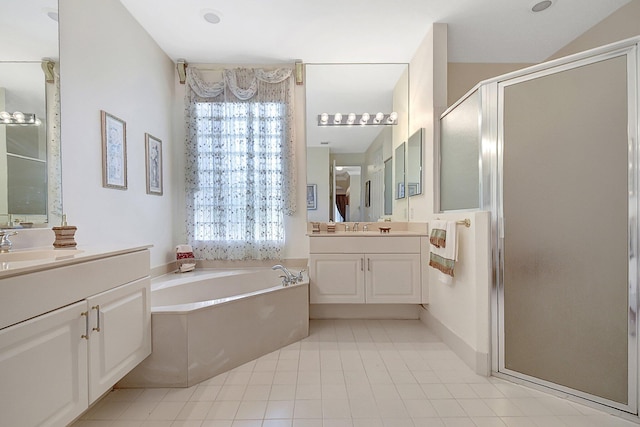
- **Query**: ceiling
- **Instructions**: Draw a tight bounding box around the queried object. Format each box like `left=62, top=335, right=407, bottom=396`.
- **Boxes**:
left=119, top=0, right=631, bottom=64
left=118, top=0, right=631, bottom=154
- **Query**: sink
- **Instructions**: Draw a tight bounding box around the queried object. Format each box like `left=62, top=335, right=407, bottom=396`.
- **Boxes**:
left=0, top=249, right=84, bottom=262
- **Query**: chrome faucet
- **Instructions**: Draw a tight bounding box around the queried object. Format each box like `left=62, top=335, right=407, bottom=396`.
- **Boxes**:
left=0, top=230, right=17, bottom=253
left=272, top=264, right=296, bottom=285
left=362, top=223, right=369, bottom=232
left=353, top=222, right=359, bottom=232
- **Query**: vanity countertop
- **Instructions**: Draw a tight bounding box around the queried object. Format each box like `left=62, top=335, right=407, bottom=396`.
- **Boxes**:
left=307, top=230, right=428, bottom=237
left=0, top=244, right=152, bottom=279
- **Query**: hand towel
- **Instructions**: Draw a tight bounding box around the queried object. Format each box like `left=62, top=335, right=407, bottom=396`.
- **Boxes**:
left=176, top=244, right=193, bottom=253
left=429, top=220, right=458, bottom=279
left=429, top=220, right=448, bottom=248
left=176, top=244, right=195, bottom=260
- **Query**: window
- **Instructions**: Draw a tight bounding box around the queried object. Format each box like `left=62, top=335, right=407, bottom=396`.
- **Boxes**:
left=189, top=100, right=286, bottom=259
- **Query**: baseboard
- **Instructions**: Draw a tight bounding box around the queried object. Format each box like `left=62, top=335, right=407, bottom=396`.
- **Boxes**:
left=310, top=304, right=421, bottom=319
left=419, top=305, right=490, bottom=376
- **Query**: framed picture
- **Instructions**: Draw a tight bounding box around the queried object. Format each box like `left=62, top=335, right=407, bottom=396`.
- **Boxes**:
left=365, top=180, right=371, bottom=207
left=145, top=133, right=163, bottom=195
left=101, top=110, right=127, bottom=189
left=307, top=184, right=317, bottom=210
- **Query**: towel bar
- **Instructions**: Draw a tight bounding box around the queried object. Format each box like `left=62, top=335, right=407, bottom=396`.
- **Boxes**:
left=456, top=219, right=471, bottom=228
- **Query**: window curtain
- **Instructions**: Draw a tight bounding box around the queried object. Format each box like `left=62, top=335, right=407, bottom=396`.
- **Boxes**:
left=184, top=67, right=296, bottom=260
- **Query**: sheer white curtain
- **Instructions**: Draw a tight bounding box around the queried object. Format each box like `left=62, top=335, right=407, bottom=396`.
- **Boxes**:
left=184, top=67, right=296, bottom=260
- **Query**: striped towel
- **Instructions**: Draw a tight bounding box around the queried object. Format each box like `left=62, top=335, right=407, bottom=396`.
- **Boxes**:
left=429, top=220, right=458, bottom=278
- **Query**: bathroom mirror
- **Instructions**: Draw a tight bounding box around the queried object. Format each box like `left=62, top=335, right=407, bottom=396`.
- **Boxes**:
left=394, top=142, right=405, bottom=199
left=407, top=128, right=423, bottom=197
left=0, top=0, right=61, bottom=228
left=305, top=63, right=409, bottom=222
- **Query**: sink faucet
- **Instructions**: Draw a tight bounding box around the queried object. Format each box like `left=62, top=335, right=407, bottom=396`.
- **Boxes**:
left=353, top=222, right=359, bottom=232
left=0, top=230, right=17, bottom=253
left=363, top=223, right=369, bottom=232
left=272, top=264, right=296, bottom=285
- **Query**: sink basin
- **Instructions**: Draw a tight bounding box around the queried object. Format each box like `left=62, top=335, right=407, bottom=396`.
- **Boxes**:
left=0, top=249, right=84, bottom=262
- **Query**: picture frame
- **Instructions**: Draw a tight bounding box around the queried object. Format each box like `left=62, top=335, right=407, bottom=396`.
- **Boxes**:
left=307, top=184, right=317, bottom=210
left=101, top=110, right=127, bottom=190
left=365, top=180, right=371, bottom=207
left=145, top=133, right=163, bottom=195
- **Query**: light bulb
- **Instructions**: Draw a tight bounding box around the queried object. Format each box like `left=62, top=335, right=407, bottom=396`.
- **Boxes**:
left=334, top=113, right=342, bottom=124
left=35, top=118, right=42, bottom=126
left=374, top=112, right=384, bottom=123
left=13, top=112, right=25, bottom=123
left=347, top=113, right=356, bottom=124
left=320, top=113, right=329, bottom=124
left=0, top=111, right=10, bottom=121
left=387, top=112, right=398, bottom=124
left=360, top=113, right=370, bottom=124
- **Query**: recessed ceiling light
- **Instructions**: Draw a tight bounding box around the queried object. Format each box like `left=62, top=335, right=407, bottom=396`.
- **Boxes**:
left=201, top=9, right=222, bottom=24
left=532, top=0, right=553, bottom=12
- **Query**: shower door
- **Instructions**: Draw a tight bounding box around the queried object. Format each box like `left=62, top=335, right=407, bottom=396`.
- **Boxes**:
left=497, top=50, right=638, bottom=412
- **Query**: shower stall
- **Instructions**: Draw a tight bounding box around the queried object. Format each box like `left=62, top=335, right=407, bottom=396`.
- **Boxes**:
left=440, top=37, right=640, bottom=414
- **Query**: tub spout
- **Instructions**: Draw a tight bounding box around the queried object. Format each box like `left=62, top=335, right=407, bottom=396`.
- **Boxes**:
left=272, top=264, right=295, bottom=285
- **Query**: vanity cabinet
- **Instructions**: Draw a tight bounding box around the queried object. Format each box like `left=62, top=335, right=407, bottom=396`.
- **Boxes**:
left=0, top=301, right=88, bottom=427
left=87, top=277, right=151, bottom=402
left=0, top=247, right=151, bottom=427
left=309, top=236, right=422, bottom=304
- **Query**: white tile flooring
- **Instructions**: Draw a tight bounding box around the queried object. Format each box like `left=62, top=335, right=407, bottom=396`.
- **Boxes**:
left=72, top=319, right=638, bottom=427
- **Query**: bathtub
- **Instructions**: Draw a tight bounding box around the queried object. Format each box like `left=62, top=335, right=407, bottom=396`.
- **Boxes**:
left=117, top=268, right=309, bottom=388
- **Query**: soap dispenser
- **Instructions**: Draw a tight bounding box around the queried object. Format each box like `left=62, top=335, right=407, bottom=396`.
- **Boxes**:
left=53, top=214, right=77, bottom=248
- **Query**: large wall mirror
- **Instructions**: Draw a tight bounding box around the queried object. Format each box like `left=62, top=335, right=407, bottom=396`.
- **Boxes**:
left=305, top=63, right=409, bottom=223
left=0, top=0, right=61, bottom=228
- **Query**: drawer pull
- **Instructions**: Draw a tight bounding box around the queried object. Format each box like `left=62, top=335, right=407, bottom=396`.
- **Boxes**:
left=360, top=258, right=364, bottom=271
left=92, top=305, right=101, bottom=332
left=80, top=311, right=89, bottom=340
left=368, top=258, right=371, bottom=271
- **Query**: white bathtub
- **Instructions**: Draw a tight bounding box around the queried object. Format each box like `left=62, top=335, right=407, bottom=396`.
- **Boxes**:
left=118, top=268, right=309, bottom=388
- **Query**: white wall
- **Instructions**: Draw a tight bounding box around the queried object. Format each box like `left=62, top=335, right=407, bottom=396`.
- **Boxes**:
left=408, top=24, right=492, bottom=374
left=408, top=23, right=448, bottom=220
left=59, top=0, right=176, bottom=269
left=306, top=147, right=330, bottom=222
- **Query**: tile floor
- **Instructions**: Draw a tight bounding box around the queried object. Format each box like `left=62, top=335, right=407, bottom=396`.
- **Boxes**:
left=72, top=319, right=638, bottom=427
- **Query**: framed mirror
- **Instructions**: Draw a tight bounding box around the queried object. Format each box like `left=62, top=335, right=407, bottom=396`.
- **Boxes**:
left=0, top=0, right=61, bottom=228
left=305, top=63, right=409, bottom=222
left=394, top=142, right=405, bottom=199
left=407, top=128, right=423, bottom=197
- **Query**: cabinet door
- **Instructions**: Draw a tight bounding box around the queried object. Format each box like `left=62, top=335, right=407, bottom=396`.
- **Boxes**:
left=309, top=254, right=365, bottom=303
left=366, top=253, right=421, bottom=303
left=0, top=301, right=88, bottom=427
left=87, top=277, right=151, bottom=403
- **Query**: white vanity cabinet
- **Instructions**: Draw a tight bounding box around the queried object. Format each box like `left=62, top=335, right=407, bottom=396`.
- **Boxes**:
left=0, top=247, right=151, bottom=427
left=87, top=277, right=151, bottom=402
left=309, top=235, right=422, bottom=304
left=0, top=301, right=89, bottom=427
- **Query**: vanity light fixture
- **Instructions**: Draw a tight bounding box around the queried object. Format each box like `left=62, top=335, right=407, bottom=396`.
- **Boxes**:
left=0, top=111, right=38, bottom=125
left=318, top=111, right=398, bottom=126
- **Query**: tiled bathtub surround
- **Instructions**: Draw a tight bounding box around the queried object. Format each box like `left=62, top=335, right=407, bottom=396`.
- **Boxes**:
left=75, top=320, right=637, bottom=426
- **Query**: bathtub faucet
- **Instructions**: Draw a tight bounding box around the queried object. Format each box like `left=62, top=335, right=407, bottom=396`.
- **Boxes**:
left=272, top=264, right=296, bottom=285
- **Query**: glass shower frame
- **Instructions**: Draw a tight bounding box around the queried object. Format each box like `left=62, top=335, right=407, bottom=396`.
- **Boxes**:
left=487, top=44, right=640, bottom=414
